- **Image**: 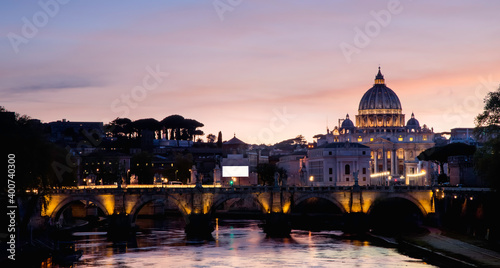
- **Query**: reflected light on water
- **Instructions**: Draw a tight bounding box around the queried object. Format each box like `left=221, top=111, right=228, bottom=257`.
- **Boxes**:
left=48, top=219, right=436, bottom=268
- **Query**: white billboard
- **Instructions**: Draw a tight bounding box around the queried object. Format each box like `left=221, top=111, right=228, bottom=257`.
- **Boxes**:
left=222, top=166, right=249, bottom=177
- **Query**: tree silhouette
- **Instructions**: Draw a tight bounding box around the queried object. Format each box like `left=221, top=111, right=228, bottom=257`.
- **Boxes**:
left=161, top=115, right=204, bottom=141
left=256, top=163, right=287, bottom=186
left=417, top=143, right=476, bottom=183
left=475, top=85, right=500, bottom=139
left=274, top=135, right=307, bottom=151
left=207, top=133, right=216, bottom=143
left=1, top=107, right=76, bottom=190
left=130, top=118, right=162, bottom=139
left=107, top=118, right=132, bottom=137
left=217, top=131, right=223, bottom=147
left=161, top=114, right=186, bottom=140
left=474, top=85, right=500, bottom=189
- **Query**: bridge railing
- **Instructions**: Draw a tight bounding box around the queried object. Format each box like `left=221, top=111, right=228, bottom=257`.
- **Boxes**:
left=47, top=184, right=439, bottom=194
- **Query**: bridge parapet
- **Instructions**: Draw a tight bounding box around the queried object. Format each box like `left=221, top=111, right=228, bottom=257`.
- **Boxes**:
left=52, top=185, right=439, bottom=195
left=439, top=187, right=493, bottom=193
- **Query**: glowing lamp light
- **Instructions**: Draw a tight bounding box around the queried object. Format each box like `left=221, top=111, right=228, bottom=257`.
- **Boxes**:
left=370, top=171, right=390, bottom=178
left=406, top=170, right=426, bottom=178
left=309, top=176, right=314, bottom=181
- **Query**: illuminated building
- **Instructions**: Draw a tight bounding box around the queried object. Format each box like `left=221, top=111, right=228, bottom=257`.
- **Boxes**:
left=219, top=135, right=258, bottom=186
left=316, top=68, right=436, bottom=185
left=303, top=142, right=371, bottom=186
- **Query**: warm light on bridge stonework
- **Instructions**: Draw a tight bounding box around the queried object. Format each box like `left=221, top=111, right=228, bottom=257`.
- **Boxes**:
left=42, top=194, right=64, bottom=217
left=282, top=201, right=291, bottom=214
left=202, top=194, right=214, bottom=214
left=99, top=194, right=116, bottom=215
left=43, top=186, right=438, bottom=227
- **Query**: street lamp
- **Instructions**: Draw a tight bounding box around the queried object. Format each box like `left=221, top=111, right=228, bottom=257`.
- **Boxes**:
left=309, top=175, right=314, bottom=186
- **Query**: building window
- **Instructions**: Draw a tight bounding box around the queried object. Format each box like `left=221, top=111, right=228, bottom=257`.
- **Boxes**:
left=346, top=177, right=349, bottom=181
left=397, top=148, right=404, bottom=159
left=329, top=177, right=333, bottom=181
left=358, top=136, right=362, bottom=142
left=409, top=137, right=414, bottom=142
left=345, top=164, right=350, bottom=175
left=329, top=151, right=332, bottom=155
left=363, top=177, right=366, bottom=181
left=362, top=151, right=366, bottom=155
left=329, top=168, right=333, bottom=174
left=423, top=135, right=428, bottom=141
left=310, top=161, right=324, bottom=182
left=398, top=135, right=403, bottom=141
left=387, top=151, right=391, bottom=159
left=370, top=138, right=374, bottom=142
left=362, top=168, right=366, bottom=174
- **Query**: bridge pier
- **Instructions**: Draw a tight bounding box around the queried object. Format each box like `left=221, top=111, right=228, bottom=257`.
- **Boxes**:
left=263, top=213, right=291, bottom=237
left=185, top=214, right=214, bottom=240
left=107, top=213, right=134, bottom=240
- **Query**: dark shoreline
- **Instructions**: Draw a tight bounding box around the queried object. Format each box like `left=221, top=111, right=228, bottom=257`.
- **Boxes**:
left=365, top=230, right=491, bottom=268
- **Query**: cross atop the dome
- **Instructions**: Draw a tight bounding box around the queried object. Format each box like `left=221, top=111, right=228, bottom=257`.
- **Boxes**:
left=375, top=66, right=385, bottom=84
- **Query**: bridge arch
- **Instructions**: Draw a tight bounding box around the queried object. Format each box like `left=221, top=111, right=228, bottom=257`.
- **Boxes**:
left=293, top=194, right=347, bottom=214
left=210, top=193, right=268, bottom=215
left=128, top=194, right=189, bottom=224
left=367, top=193, right=428, bottom=216
left=367, top=194, right=427, bottom=233
left=50, top=196, right=110, bottom=221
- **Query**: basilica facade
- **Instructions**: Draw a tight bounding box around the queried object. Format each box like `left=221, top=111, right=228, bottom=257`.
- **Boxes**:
left=316, top=68, right=435, bottom=185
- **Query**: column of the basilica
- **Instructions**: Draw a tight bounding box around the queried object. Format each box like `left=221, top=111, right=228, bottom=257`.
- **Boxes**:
left=373, top=151, right=378, bottom=173
left=383, top=149, right=387, bottom=172
left=391, top=150, right=396, bottom=175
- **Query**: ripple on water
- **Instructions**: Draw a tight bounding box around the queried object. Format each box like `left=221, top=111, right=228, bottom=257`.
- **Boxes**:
left=58, top=219, right=436, bottom=268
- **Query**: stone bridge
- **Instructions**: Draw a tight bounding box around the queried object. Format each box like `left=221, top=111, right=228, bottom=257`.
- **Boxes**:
left=42, top=185, right=442, bottom=237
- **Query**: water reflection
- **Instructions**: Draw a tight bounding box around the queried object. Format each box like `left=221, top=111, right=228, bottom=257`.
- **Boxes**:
left=46, top=218, right=436, bottom=267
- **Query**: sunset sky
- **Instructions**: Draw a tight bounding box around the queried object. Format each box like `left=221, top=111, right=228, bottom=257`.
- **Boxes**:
left=2, top=1, right=500, bottom=144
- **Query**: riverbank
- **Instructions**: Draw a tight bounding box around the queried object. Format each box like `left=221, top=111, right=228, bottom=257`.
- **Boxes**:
left=370, top=227, right=500, bottom=267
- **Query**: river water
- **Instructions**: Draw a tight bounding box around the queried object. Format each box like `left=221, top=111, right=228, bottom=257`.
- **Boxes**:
left=43, top=218, right=436, bottom=268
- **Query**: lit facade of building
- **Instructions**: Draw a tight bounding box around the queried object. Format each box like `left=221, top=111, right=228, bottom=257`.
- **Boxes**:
left=317, top=68, right=436, bottom=185
left=303, top=142, right=371, bottom=186
left=277, top=153, right=306, bottom=186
